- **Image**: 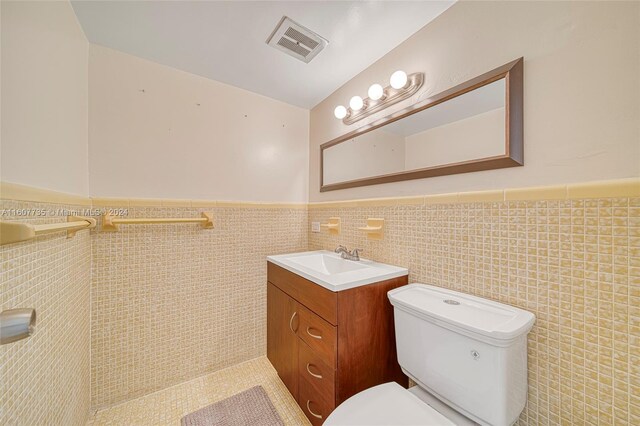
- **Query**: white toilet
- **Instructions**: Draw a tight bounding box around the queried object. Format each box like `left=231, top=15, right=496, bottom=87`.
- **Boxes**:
left=325, top=284, right=535, bottom=426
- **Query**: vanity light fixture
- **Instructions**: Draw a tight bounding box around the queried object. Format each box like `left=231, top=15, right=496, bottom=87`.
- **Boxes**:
left=389, top=70, right=408, bottom=89
left=334, top=69, right=424, bottom=125
left=349, top=96, right=364, bottom=111
left=367, top=84, right=384, bottom=101
left=334, top=105, right=347, bottom=119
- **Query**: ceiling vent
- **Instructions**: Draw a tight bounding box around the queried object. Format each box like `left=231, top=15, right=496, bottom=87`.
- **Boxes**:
left=266, top=16, right=328, bottom=63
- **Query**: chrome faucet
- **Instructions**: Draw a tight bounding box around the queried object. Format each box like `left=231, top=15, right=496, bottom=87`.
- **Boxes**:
left=335, top=245, right=348, bottom=256
left=334, top=246, right=362, bottom=261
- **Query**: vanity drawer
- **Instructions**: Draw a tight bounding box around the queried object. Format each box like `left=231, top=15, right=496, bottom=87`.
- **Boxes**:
left=298, top=305, right=337, bottom=367
left=299, top=376, right=335, bottom=426
left=299, top=340, right=335, bottom=401
left=267, top=262, right=337, bottom=325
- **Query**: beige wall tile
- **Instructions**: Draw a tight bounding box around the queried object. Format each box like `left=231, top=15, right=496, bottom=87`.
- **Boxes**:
left=90, top=205, right=308, bottom=408
left=0, top=200, right=92, bottom=425
left=567, top=179, right=640, bottom=199
left=190, top=199, right=218, bottom=208
left=505, top=185, right=567, bottom=201
left=91, top=197, right=130, bottom=207
left=424, top=193, right=460, bottom=205
left=458, top=189, right=505, bottom=203
left=2, top=182, right=638, bottom=425
left=308, top=195, right=639, bottom=424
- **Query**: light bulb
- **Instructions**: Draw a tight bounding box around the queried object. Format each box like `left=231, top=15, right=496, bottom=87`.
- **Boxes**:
left=349, top=96, right=364, bottom=111
left=390, top=70, right=408, bottom=90
left=334, top=105, right=347, bottom=119
left=368, top=84, right=384, bottom=101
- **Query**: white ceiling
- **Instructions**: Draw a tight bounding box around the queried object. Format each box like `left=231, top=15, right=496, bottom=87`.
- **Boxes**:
left=71, top=1, right=455, bottom=108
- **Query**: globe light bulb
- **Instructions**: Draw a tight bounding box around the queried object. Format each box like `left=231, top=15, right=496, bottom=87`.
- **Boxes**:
left=368, top=84, right=384, bottom=101
left=390, top=70, right=408, bottom=90
left=334, top=105, right=347, bottom=119
left=349, top=96, right=364, bottom=111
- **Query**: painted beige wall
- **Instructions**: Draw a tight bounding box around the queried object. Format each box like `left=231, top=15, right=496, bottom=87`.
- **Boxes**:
left=89, top=45, right=309, bottom=202
left=309, top=1, right=640, bottom=201
left=1, top=0, right=89, bottom=196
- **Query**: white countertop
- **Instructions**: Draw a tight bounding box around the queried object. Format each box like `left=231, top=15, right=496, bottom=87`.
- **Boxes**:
left=267, top=250, right=408, bottom=292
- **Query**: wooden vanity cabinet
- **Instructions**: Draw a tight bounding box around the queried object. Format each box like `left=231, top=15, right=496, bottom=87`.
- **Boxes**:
left=266, top=282, right=299, bottom=398
left=267, top=262, right=408, bottom=425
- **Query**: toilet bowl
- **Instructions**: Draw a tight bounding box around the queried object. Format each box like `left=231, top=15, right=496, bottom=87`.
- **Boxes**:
left=325, top=284, right=535, bottom=426
left=325, top=382, right=460, bottom=425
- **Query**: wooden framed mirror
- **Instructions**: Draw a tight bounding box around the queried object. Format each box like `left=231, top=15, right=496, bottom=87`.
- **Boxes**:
left=320, top=58, right=523, bottom=192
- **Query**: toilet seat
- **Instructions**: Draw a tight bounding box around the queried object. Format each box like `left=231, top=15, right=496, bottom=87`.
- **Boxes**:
left=324, top=382, right=456, bottom=426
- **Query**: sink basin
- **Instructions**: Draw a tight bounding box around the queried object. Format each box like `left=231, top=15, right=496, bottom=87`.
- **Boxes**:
left=267, top=250, right=408, bottom=292
left=287, top=253, right=368, bottom=275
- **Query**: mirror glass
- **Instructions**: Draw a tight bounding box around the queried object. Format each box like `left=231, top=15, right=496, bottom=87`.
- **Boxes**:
left=322, top=78, right=506, bottom=186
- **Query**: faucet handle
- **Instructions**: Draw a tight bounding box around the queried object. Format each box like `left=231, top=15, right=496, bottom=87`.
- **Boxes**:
left=335, top=245, right=348, bottom=253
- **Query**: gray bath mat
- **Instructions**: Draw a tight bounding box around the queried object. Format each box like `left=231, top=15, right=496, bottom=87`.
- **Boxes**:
left=181, top=386, right=284, bottom=426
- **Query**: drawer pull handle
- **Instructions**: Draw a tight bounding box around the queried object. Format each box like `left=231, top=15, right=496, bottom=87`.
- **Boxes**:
left=289, top=312, right=298, bottom=333
left=306, top=363, right=323, bottom=379
left=306, top=400, right=323, bottom=419
left=306, top=327, right=322, bottom=339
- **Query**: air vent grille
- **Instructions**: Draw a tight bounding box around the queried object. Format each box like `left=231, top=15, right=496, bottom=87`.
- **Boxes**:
left=277, top=37, right=311, bottom=58
left=284, top=27, right=319, bottom=50
left=267, top=16, right=328, bottom=63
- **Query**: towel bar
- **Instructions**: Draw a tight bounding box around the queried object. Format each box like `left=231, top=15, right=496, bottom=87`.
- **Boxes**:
left=101, top=212, right=214, bottom=231
left=0, top=216, right=96, bottom=245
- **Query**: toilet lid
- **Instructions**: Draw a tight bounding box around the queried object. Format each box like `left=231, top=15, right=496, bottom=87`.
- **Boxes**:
left=324, top=382, right=456, bottom=426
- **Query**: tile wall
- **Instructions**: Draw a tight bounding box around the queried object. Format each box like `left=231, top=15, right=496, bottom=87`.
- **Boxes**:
left=1, top=180, right=638, bottom=426
left=308, top=195, right=639, bottom=425
left=0, top=200, right=92, bottom=425
left=90, top=204, right=307, bottom=408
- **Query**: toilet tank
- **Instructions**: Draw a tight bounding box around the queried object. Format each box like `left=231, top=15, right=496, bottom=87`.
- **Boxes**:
left=388, top=284, right=535, bottom=426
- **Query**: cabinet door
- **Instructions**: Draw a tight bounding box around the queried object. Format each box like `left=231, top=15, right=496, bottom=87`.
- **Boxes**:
left=267, top=282, right=299, bottom=399
left=299, top=375, right=334, bottom=426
